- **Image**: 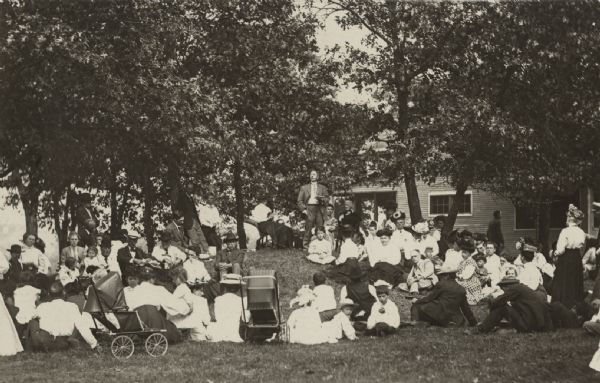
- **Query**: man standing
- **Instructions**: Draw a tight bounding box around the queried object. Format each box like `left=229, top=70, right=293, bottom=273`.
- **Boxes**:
left=75, top=193, right=99, bottom=247
left=198, top=194, right=222, bottom=251
left=297, top=170, right=329, bottom=250
left=171, top=182, right=210, bottom=254
left=487, top=210, right=504, bottom=253
left=249, top=197, right=278, bottom=248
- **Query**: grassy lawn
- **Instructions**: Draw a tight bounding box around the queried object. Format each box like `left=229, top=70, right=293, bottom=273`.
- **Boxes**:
left=2, top=248, right=599, bottom=383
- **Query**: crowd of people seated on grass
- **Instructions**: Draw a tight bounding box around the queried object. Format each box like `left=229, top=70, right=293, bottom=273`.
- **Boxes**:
left=2, top=200, right=600, bottom=368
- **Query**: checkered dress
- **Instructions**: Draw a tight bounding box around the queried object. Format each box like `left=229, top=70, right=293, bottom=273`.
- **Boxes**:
left=457, top=257, right=485, bottom=305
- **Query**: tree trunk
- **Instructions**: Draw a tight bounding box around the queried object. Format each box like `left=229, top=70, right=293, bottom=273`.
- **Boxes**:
left=233, top=160, right=247, bottom=249
left=19, top=186, right=39, bottom=236
left=142, top=172, right=156, bottom=253
left=52, top=189, right=70, bottom=251
left=443, top=181, right=468, bottom=237
left=392, top=43, right=423, bottom=225
left=537, top=202, right=551, bottom=258
left=110, top=177, right=120, bottom=235
left=404, top=170, right=423, bottom=224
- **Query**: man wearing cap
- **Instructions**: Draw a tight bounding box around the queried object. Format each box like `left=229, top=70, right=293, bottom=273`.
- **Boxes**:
left=117, top=231, right=149, bottom=284
left=151, top=232, right=187, bottom=269
left=410, top=264, right=477, bottom=327
left=214, top=233, right=246, bottom=281
left=472, top=276, right=553, bottom=334
left=26, top=282, right=100, bottom=352
left=75, top=193, right=99, bottom=247
left=297, top=170, right=329, bottom=250
left=367, top=281, right=400, bottom=336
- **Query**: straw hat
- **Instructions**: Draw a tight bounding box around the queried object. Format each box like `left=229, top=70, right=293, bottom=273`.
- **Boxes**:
left=340, top=298, right=358, bottom=309
left=220, top=273, right=245, bottom=285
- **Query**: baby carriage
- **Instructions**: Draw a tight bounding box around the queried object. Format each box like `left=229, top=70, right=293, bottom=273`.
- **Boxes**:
left=240, top=269, right=284, bottom=342
left=83, top=271, right=169, bottom=359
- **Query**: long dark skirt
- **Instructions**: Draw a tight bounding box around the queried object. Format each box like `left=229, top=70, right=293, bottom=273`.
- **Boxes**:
left=551, top=248, right=584, bottom=309
left=135, top=305, right=182, bottom=344
left=368, top=262, right=404, bottom=287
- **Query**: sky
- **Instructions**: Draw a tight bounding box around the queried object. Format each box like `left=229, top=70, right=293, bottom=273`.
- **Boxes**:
left=312, top=4, right=375, bottom=105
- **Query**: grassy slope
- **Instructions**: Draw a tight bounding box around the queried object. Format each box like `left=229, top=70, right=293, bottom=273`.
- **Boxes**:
left=1, top=249, right=599, bottom=383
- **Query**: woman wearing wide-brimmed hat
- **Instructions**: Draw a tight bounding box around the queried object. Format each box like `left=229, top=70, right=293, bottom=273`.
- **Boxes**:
left=287, top=286, right=333, bottom=345
left=551, top=204, right=587, bottom=309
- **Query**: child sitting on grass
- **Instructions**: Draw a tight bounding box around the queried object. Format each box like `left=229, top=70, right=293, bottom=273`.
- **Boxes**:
left=405, top=249, right=437, bottom=295
left=367, top=281, right=400, bottom=337
left=82, top=246, right=107, bottom=276
left=58, top=257, right=80, bottom=287
left=473, top=254, right=491, bottom=288
left=312, top=272, right=337, bottom=321
left=287, top=286, right=333, bottom=345
left=307, top=227, right=335, bottom=265
left=424, top=246, right=444, bottom=271
left=322, top=298, right=358, bottom=341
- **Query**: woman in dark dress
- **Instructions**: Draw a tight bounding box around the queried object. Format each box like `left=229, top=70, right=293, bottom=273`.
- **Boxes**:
left=551, top=204, right=587, bottom=309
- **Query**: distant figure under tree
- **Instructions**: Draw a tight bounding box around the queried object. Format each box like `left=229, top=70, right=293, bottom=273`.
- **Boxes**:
left=487, top=210, right=504, bottom=253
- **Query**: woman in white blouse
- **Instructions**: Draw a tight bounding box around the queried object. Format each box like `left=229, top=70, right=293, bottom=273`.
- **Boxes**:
left=551, top=204, right=587, bottom=309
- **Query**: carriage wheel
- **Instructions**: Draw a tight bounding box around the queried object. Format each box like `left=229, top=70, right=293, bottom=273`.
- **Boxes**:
left=111, top=335, right=134, bottom=359
left=145, top=333, right=168, bottom=357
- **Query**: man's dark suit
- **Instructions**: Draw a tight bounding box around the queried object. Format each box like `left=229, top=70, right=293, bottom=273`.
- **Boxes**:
left=297, top=182, right=328, bottom=249
left=411, top=279, right=477, bottom=327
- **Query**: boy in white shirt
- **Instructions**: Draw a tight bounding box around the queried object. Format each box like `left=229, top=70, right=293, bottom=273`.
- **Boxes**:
left=323, top=298, right=358, bottom=341
left=518, top=247, right=543, bottom=293
left=312, top=272, right=337, bottom=321
left=367, top=281, right=400, bottom=336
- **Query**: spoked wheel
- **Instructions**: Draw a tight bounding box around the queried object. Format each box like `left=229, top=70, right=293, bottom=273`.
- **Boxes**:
left=145, top=333, right=168, bottom=357
left=111, top=335, right=134, bottom=359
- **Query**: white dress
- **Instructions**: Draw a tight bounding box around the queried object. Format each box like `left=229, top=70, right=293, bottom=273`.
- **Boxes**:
left=0, top=293, right=23, bottom=356
left=207, top=293, right=248, bottom=343
left=168, top=285, right=211, bottom=341
left=14, top=285, right=40, bottom=324
left=307, top=239, right=335, bottom=264
left=591, top=340, right=600, bottom=372
left=287, top=306, right=332, bottom=345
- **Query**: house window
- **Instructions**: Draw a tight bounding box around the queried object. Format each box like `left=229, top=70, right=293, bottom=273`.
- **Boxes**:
left=429, top=192, right=472, bottom=216
left=514, top=192, right=580, bottom=230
